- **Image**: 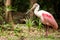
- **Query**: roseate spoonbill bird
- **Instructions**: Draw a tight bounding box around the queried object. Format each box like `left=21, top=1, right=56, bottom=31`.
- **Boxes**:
left=26, top=3, right=58, bottom=36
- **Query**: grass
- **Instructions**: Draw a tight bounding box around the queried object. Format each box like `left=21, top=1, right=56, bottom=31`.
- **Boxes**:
left=25, top=19, right=34, bottom=32
left=0, top=24, right=60, bottom=40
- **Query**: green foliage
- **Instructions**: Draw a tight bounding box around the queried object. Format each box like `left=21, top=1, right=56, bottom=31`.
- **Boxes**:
left=0, top=26, right=2, bottom=32
left=0, top=15, right=4, bottom=24
left=0, top=7, right=4, bottom=15
left=33, top=16, right=43, bottom=30
left=26, top=19, right=34, bottom=31
left=26, top=19, right=34, bottom=27
left=0, top=16, right=3, bottom=21
left=3, top=24, right=12, bottom=30
left=0, top=7, right=3, bottom=11
left=37, top=20, right=43, bottom=30
left=5, top=6, right=12, bottom=11
left=13, top=24, right=22, bottom=36
left=0, top=1, right=5, bottom=24
left=14, top=24, right=22, bottom=33
left=5, top=5, right=17, bottom=12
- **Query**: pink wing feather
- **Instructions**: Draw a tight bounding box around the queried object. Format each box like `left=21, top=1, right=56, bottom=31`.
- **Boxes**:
left=42, top=13, right=58, bottom=30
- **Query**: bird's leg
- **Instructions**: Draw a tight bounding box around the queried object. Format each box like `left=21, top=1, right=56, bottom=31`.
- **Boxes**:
left=45, top=25, right=49, bottom=36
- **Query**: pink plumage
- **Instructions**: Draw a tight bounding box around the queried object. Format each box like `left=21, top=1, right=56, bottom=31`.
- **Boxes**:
left=42, top=13, right=58, bottom=30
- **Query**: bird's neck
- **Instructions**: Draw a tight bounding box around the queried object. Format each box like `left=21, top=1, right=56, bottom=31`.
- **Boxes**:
left=34, top=5, right=39, bottom=14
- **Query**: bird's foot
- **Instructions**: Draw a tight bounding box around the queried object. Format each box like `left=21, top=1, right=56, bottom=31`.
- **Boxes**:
left=44, top=32, right=49, bottom=37
left=44, top=34, right=48, bottom=38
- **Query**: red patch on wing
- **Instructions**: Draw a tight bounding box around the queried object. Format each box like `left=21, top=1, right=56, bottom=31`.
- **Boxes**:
left=42, top=13, right=51, bottom=18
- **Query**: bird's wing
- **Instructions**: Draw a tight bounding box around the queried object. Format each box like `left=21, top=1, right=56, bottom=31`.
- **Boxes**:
left=42, top=13, right=58, bottom=29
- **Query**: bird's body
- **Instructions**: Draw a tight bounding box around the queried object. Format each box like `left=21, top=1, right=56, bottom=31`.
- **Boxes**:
left=26, top=3, right=58, bottom=36
left=34, top=10, right=58, bottom=30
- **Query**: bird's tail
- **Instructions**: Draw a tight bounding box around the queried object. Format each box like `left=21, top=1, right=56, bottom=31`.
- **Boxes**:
left=53, top=20, right=58, bottom=30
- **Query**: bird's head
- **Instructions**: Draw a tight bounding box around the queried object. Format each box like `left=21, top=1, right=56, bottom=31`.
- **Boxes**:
left=26, top=3, right=39, bottom=14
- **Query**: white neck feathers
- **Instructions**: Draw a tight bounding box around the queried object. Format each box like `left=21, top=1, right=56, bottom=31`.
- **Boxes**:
left=34, top=5, right=40, bottom=14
